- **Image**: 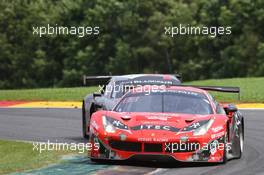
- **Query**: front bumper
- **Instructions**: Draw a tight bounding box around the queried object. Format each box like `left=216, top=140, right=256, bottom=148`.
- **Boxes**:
left=88, top=132, right=226, bottom=162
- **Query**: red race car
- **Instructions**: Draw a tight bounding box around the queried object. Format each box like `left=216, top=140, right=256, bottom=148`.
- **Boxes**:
left=88, top=85, right=244, bottom=163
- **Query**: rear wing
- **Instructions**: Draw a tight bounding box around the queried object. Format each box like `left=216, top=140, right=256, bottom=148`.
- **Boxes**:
left=174, top=73, right=182, bottom=82
left=83, top=75, right=112, bottom=86
left=181, top=85, right=240, bottom=100
left=83, top=74, right=182, bottom=85
left=82, top=75, right=240, bottom=99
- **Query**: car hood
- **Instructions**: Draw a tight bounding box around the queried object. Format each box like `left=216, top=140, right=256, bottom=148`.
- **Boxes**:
left=105, top=111, right=214, bottom=133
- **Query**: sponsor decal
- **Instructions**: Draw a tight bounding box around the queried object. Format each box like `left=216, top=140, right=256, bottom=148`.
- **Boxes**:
left=112, top=120, right=128, bottom=129
left=146, top=116, right=171, bottom=121
left=120, top=79, right=175, bottom=85
left=138, top=138, right=153, bottom=142
left=91, top=121, right=99, bottom=130
left=211, top=131, right=225, bottom=139
left=211, top=126, right=223, bottom=133
left=190, top=122, right=200, bottom=129
left=182, top=120, right=209, bottom=131
left=106, top=117, right=129, bottom=130
left=153, top=138, right=169, bottom=142
left=137, top=138, right=168, bottom=142
left=131, top=124, right=180, bottom=132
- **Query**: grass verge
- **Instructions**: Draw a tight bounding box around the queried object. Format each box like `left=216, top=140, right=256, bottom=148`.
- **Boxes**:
left=0, top=77, right=263, bottom=102
left=0, top=87, right=97, bottom=101
left=0, top=140, right=78, bottom=175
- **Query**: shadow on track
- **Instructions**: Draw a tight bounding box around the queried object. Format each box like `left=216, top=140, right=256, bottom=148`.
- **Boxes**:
left=90, top=159, right=222, bottom=169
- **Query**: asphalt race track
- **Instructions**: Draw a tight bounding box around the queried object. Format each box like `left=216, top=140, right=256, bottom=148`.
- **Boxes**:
left=0, top=108, right=264, bottom=175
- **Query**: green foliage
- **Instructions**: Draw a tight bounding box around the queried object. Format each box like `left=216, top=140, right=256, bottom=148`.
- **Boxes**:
left=0, top=0, right=263, bottom=88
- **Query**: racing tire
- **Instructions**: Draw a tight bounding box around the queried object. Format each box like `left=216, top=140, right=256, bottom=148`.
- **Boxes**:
left=238, top=122, right=244, bottom=159
left=82, top=102, right=89, bottom=139
left=222, top=126, right=229, bottom=164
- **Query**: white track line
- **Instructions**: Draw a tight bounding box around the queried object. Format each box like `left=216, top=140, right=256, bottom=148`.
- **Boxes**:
left=146, top=168, right=167, bottom=175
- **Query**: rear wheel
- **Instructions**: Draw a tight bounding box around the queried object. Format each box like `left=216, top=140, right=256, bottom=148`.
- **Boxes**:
left=82, top=102, right=89, bottom=139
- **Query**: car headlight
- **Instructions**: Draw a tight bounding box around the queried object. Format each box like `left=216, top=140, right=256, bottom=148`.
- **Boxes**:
left=193, top=119, right=214, bottom=136
left=102, top=116, right=116, bottom=133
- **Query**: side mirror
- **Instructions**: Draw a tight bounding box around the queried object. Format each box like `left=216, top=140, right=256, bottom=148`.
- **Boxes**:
left=224, top=104, right=238, bottom=116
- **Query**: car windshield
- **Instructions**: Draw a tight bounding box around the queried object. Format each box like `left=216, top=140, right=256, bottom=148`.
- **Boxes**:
left=111, top=77, right=180, bottom=98
left=111, top=84, right=135, bottom=98
left=114, top=91, right=213, bottom=115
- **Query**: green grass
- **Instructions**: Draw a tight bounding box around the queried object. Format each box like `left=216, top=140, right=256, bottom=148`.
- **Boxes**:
left=0, top=87, right=98, bottom=101
left=0, top=77, right=263, bottom=102
left=185, top=77, right=264, bottom=103
left=0, top=140, right=77, bottom=175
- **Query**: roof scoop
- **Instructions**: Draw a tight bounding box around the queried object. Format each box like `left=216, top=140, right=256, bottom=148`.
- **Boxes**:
left=121, top=115, right=131, bottom=120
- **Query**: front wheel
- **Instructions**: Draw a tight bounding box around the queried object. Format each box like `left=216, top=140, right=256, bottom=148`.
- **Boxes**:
left=238, top=124, right=244, bottom=158
left=82, top=102, right=89, bottom=139
left=221, top=126, right=229, bottom=164
left=222, top=133, right=228, bottom=164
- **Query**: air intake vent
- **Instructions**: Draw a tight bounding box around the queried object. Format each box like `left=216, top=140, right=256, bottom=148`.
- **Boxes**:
left=109, top=141, right=142, bottom=152
left=144, top=143, right=163, bottom=152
